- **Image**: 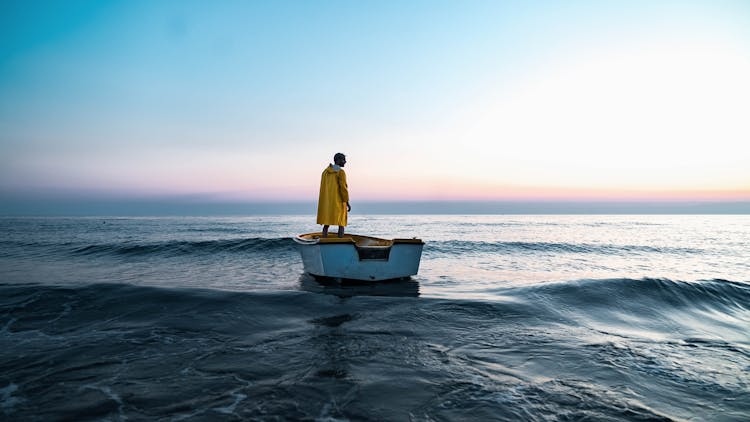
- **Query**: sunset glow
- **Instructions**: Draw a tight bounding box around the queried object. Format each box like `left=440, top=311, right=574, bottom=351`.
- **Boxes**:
left=1, top=1, right=749, bottom=210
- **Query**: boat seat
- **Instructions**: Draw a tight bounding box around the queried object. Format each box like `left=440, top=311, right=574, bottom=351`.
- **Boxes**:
left=355, top=238, right=393, bottom=247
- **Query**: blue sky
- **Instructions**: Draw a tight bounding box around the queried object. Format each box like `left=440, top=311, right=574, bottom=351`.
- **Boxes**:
left=1, top=0, right=749, bottom=212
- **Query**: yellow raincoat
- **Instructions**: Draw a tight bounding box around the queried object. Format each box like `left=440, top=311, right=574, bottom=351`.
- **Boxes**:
left=317, top=164, right=349, bottom=226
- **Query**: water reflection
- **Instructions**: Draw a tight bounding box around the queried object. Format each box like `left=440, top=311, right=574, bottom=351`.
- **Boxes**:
left=299, top=273, right=420, bottom=298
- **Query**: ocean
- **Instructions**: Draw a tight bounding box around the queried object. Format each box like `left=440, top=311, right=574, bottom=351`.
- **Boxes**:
left=0, top=215, right=748, bottom=421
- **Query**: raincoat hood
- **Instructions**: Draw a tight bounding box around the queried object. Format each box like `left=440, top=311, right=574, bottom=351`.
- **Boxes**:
left=326, top=164, right=342, bottom=173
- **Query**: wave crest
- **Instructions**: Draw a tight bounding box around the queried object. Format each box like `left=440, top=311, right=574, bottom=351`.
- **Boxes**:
left=427, top=240, right=701, bottom=256
left=72, top=237, right=296, bottom=257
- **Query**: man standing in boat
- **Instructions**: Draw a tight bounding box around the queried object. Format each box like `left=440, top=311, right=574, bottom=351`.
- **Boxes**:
left=317, top=153, right=351, bottom=238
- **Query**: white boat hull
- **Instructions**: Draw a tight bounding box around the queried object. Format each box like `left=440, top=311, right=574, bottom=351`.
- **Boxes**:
left=294, top=233, right=424, bottom=281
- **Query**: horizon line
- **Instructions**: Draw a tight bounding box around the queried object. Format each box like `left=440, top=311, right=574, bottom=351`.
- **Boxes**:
left=1, top=197, right=748, bottom=216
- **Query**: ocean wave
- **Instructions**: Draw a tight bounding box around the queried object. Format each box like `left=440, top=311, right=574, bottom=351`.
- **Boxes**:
left=4, top=277, right=747, bottom=328
left=71, top=237, right=297, bottom=257
left=504, top=278, right=750, bottom=343
left=517, top=277, right=750, bottom=311
left=1, top=280, right=747, bottom=421
left=426, top=240, right=702, bottom=256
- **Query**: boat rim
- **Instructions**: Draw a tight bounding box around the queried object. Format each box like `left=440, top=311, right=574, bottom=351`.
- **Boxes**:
left=293, top=232, right=424, bottom=246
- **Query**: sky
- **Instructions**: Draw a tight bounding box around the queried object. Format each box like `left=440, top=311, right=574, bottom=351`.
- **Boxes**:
left=1, top=0, right=749, bottom=212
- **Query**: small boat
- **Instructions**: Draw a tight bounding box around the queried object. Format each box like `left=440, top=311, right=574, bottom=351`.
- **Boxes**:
left=294, top=233, right=424, bottom=281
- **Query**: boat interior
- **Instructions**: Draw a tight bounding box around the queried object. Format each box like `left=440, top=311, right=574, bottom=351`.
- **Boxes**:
left=296, top=233, right=423, bottom=247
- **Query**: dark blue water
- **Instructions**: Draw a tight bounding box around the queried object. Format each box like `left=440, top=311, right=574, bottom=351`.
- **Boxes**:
left=1, top=216, right=748, bottom=420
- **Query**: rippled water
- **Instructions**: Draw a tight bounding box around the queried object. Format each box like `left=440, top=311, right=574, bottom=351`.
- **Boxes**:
left=0, top=215, right=748, bottom=420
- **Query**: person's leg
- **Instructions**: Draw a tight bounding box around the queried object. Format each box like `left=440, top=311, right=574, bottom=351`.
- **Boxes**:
left=337, top=226, right=344, bottom=238
left=322, top=225, right=329, bottom=238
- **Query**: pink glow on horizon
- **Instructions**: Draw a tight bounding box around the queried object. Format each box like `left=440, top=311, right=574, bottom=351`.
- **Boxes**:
left=352, top=182, right=750, bottom=202
left=9, top=167, right=748, bottom=203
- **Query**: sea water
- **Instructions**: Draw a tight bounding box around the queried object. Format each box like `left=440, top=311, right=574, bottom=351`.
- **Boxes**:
left=0, top=215, right=748, bottom=420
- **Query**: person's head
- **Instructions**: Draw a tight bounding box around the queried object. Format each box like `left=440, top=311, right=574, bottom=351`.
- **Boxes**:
left=333, top=153, right=346, bottom=166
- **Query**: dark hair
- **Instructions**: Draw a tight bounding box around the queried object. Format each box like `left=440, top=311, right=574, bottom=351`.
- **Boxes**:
left=333, top=153, right=346, bottom=162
